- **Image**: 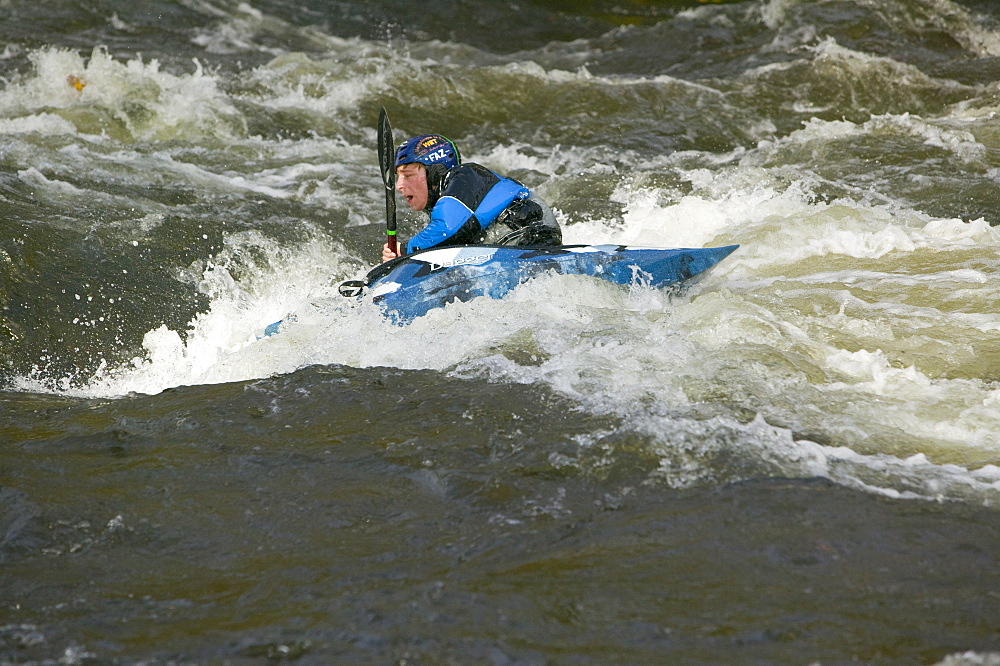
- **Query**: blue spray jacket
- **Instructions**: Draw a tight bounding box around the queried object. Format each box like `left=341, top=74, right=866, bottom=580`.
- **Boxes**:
left=405, top=163, right=529, bottom=254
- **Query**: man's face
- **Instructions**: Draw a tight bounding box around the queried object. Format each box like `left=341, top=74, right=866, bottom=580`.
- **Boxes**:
left=396, top=163, right=428, bottom=211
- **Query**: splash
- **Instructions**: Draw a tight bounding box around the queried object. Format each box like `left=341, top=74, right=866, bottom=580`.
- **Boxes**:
left=21, top=232, right=355, bottom=398
left=0, top=46, right=244, bottom=143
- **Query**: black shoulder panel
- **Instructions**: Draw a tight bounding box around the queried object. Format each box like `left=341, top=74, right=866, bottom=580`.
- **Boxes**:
left=441, top=163, right=500, bottom=212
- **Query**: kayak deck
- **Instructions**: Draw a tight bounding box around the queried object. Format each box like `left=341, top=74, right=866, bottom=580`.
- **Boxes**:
left=262, top=243, right=738, bottom=334
left=365, top=243, right=739, bottom=323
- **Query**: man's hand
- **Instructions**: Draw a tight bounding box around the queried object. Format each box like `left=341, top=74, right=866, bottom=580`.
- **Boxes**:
left=382, top=243, right=399, bottom=263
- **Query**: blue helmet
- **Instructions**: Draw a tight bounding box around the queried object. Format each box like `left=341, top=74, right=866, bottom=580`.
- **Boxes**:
left=394, top=134, right=461, bottom=170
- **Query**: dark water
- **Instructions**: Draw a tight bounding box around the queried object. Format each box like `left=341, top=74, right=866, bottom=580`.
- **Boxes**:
left=5, top=368, right=1000, bottom=663
left=3, top=0, right=1000, bottom=663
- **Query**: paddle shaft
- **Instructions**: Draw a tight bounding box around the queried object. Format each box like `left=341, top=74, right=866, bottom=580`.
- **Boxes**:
left=377, top=107, right=397, bottom=254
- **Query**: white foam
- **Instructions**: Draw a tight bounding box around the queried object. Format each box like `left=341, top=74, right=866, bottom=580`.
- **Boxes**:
left=189, top=1, right=357, bottom=56
left=66, top=233, right=354, bottom=397
left=0, top=112, right=78, bottom=135
left=0, top=46, right=241, bottom=143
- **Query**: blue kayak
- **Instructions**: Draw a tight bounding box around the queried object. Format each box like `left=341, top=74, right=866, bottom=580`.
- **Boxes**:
left=263, top=243, right=737, bottom=334
left=352, top=243, right=738, bottom=324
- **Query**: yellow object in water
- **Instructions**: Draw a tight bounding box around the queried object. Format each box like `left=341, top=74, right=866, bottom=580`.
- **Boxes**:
left=67, top=74, right=86, bottom=92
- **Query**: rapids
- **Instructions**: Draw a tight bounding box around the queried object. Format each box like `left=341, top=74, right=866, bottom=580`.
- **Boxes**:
left=2, top=0, right=1000, bottom=663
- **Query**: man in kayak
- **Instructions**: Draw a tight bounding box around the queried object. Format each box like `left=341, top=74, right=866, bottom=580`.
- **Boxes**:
left=381, top=134, right=562, bottom=262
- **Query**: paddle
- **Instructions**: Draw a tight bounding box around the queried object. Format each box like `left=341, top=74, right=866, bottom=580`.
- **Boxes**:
left=378, top=106, right=397, bottom=256
left=337, top=107, right=398, bottom=298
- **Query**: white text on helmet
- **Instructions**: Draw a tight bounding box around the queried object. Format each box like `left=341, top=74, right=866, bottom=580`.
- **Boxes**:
left=425, top=148, right=449, bottom=162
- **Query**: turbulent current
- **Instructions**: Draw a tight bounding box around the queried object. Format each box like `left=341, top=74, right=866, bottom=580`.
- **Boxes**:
left=2, top=0, right=1000, bottom=663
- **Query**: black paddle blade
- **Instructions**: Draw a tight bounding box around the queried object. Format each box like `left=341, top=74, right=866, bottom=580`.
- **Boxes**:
left=377, top=106, right=395, bottom=191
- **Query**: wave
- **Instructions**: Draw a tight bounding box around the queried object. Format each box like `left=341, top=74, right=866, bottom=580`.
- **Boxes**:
left=3, top=0, right=1000, bottom=509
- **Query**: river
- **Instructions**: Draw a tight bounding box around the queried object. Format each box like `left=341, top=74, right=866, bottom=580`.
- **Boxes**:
left=2, top=0, right=1000, bottom=663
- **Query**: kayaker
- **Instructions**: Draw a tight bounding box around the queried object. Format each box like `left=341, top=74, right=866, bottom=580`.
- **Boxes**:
left=381, top=134, right=562, bottom=262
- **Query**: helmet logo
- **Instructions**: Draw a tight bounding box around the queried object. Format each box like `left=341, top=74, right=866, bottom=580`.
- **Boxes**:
left=424, top=147, right=449, bottom=162
left=414, top=137, right=448, bottom=159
